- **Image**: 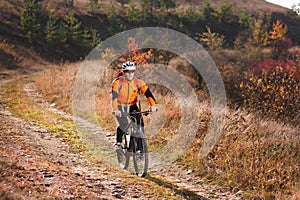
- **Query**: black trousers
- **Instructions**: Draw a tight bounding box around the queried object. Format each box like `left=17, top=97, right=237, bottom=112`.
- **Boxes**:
left=115, top=104, right=144, bottom=145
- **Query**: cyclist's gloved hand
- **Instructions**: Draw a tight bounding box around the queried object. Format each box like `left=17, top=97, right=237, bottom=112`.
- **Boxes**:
left=150, top=106, right=158, bottom=112
left=112, top=110, right=121, bottom=117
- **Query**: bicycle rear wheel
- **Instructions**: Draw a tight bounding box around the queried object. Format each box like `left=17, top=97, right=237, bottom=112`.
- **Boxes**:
left=132, top=132, right=149, bottom=177
left=116, top=133, right=130, bottom=169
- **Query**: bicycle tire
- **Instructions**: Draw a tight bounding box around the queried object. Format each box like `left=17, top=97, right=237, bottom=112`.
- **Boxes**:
left=132, top=132, right=149, bottom=177
left=116, top=133, right=130, bottom=169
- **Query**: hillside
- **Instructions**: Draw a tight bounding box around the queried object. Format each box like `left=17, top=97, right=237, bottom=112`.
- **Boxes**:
left=0, top=0, right=299, bottom=199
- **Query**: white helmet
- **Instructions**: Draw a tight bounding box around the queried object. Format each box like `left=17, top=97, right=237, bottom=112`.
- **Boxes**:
left=121, top=61, right=136, bottom=71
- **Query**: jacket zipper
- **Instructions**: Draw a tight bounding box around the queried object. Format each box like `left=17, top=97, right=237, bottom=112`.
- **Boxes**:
left=126, top=82, right=130, bottom=112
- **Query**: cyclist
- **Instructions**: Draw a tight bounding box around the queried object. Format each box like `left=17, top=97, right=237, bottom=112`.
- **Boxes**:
left=111, top=61, right=157, bottom=149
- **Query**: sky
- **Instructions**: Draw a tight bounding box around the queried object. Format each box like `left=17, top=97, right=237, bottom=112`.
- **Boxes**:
left=265, top=0, right=300, bottom=9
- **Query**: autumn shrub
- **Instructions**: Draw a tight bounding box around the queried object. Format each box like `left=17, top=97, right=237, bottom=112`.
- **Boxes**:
left=269, top=20, right=292, bottom=60
left=238, top=55, right=299, bottom=124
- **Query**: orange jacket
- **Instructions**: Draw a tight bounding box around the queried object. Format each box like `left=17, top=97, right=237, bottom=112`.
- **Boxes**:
left=111, top=76, right=156, bottom=110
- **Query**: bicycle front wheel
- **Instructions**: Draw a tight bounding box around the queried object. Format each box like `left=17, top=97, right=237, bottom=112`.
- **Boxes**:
left=132, top=133, right=149, bottom=177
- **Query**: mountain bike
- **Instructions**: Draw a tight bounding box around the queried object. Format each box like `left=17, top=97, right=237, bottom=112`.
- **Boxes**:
left=115, top=110, right=151, bottom=177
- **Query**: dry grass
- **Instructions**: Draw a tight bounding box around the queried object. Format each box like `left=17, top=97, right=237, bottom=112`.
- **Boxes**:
left=35, top=62, right=299, bottom=199
left=35, top=63, right=80, bottom=113
left=181, top=107, right=300, bottom=199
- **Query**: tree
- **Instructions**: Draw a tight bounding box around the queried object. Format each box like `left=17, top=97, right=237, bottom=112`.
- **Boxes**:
left=215, top=1, right=234, bottom=23
left=125, top=2, right=143, bottom=24
left=20, top=0, right=41, bottom=43
left=82, top=29, right=92, bottom=49
left=197, top=26, right=227, bottom=50
left=179, top=7, right=199, bottom=25
left=140, top=0, right=176, bottom=19
left=269, top=20, right=288, bottom=40
left=57, top=20, right=68, bottom=44
left=45, top=11, right=59, bottom=45
left=199, top=0, right=214, bottom=20
left=82, top=28, right=101, bottom=49
left=269, top=20, right=291, bottom=59
left=238, top=8, right=251, bottom=27
left=107, top=4, right=124, bottom=35
left=157, top=0, right=177, bottom=13
left=90, top=28, right=101, bottom=47
left=292, top=3, right=300, bottom=15
left=64, top=11, right=82, bottom=42
left=153, top=0, right=177, bottom=22
left=248, top=13, right=270, bottom=47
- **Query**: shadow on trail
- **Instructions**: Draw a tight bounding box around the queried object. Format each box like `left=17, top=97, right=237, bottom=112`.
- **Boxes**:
left=146, top=174, right=209, bottom=200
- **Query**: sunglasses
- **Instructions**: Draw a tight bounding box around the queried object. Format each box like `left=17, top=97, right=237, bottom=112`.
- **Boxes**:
left=124, top=70, right=135, bottom=73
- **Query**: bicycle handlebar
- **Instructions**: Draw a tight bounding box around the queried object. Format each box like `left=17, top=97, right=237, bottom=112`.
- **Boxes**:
left=112, top=110, right=153, bottom=116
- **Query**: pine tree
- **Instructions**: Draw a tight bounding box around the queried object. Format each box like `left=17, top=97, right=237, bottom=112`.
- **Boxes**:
left=90, top=28, right=101, bottom=47
left=159, top=0, right=177, bottom=12
left=82, top=28, right=101, bottom=49
left=199, top=0, right=214, bottom=20
left=238, top=8, right=251, bottom=27
left=82, top=29, right=92, bottom=47
left=65, top=11, right=82, bottom=42
left=20, top=0, right=41, bottom=43
left=107, top=4, right=124, bottom=35
left=125, top=2, right=143, bottom=24
left=179, top=7, right=199, bottom=25
left=45, top=11, right=59, bottom=44
left=57, top=20, right=68, bottom=44
left=215, top=1, right=234, bottom=23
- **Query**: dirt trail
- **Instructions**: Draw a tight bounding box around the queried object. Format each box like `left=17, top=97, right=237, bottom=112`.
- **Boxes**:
left=0, top=78, right=152, bottom=199
left=0, top=76, right=242, bottom=199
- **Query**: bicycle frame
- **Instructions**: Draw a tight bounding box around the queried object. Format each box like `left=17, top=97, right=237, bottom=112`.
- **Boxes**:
left=115, top=110, right=151, bottom=177
left=123, top=110, right=149, bottom=150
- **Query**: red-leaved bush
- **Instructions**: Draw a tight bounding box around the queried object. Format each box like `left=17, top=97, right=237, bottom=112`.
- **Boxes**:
left=238, top=52, right=299, bottom=124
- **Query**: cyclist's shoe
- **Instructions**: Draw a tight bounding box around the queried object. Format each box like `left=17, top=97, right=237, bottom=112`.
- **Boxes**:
left=115, top=143, right=122, bottom=150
